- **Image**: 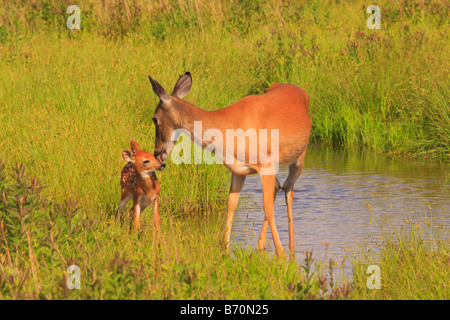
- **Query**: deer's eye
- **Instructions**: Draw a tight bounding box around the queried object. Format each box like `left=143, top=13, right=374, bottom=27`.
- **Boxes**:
left=152, top=117, right=157, bottom=125
left=143, top=160, right=150, bottom=165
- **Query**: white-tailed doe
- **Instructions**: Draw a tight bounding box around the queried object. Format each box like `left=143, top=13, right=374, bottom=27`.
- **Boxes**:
left=148, top=72, right=311, bottom=258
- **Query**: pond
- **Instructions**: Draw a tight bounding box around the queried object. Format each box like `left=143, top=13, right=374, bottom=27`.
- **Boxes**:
left=231, top=144, right=450, bottom=277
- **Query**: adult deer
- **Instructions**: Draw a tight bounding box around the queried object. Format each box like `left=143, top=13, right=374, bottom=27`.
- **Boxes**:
left=148, top=72, right=311, bottom=258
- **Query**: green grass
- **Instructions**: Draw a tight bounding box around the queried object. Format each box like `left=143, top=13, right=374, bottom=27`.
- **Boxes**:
left=0, top=0, right=448, bottom=299
left=350, top=207, right=450, bottom=299
left=1, top=0, right=449, bottom=159
left=0, top=162, right=350, bottom=299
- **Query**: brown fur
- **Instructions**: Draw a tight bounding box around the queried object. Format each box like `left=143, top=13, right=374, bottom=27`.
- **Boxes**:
left=116, top=140, right=165, bottom=231
left=148, top=73, right=311, bottom=257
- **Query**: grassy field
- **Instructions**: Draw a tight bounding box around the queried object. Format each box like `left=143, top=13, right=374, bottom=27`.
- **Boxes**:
left=350, top=208, right=450, bottom=299
left=0, top=0, right=449, bottom=299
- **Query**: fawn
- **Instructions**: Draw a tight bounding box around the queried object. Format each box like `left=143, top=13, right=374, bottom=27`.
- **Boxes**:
left=116, top=139, right=165, bottom=231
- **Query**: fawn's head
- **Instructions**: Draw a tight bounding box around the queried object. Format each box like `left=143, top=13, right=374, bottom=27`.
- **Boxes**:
left=148, top=72, right=192, bottom=162
left=122, top=140, right=165, bottom=178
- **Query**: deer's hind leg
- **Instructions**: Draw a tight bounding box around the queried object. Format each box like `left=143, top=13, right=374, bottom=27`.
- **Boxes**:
left=116, top=192, right=132, bottom=220
left=131, top=200, right=142, bottom=231
left=283, top=147, right=307, bottom=256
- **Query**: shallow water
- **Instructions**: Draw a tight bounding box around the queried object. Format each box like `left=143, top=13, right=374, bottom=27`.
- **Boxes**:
left=231, top=144, right=449, bottom=277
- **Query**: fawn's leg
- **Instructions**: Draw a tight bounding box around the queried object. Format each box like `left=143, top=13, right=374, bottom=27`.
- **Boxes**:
left=116, top=193, right=132, bottom=220
left=153, top=196, right=161, bottom=231
left=132, top=201, right=141, bottom=231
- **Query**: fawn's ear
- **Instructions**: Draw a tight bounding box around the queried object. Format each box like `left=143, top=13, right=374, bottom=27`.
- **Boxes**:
left=130, top=140, right=141, bottom=154
left=122, top=150, right=133, bottom=162
left=172, top=72, right=192, bottom=99
left=148, top=75, right=171, bottom=103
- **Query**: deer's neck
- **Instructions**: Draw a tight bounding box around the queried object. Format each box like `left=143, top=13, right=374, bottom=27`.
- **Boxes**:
left=175, top=99, right=219, bottom=148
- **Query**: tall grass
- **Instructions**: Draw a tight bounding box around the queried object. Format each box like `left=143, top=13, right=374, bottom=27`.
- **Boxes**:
left=0, top=0, right=448, bottom=210
left=350, top=208, right=450, bottom=299
left=1, top=0, right=448, bottom=159
left=0, top=161, right=351, bottom=299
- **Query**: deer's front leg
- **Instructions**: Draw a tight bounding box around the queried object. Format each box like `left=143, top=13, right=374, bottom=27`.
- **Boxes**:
left=259, top=174, right=285, bottom=258
left=223, top=173, right=246, bottom=253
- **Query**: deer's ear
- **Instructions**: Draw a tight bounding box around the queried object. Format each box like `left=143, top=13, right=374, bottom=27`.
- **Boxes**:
left=122, top=150, right=133, bottom=162
left=172, top=72, right=192, bottom=99
left=148, top=75, right=171, bottom=103
left=129, top=140, right=141, bottom=154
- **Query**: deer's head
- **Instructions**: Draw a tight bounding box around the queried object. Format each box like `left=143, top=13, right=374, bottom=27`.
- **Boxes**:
left=122, top=140, right=165, bottom=178
left=148, top=72, right=192, bottom=162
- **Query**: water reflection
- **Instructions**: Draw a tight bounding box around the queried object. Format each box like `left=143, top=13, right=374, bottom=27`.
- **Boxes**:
left=231, top=144, right=449, bottom=276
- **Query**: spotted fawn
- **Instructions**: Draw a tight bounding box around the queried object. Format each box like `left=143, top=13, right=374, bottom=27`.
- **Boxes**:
left=116, top=140, right=165, bottom=230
